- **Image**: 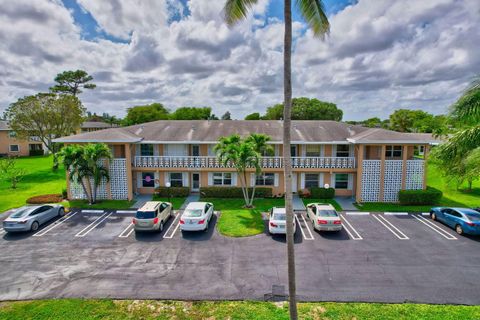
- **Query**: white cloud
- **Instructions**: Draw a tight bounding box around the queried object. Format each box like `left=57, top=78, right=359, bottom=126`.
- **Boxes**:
left=0, top=0, right=479, bottom=120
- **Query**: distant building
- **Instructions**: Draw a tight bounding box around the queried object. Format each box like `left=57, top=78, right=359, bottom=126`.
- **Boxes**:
left=0, top=120, right=45, bottom=157
left=80, top=121, right=119, bottom=133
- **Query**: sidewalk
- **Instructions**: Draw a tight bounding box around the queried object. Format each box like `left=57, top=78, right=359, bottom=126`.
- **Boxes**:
left=334, top=196, right=358, bottom=211
left=180, top=194, right=200, bottom=210
left=292, top=194, right=306, bottom=211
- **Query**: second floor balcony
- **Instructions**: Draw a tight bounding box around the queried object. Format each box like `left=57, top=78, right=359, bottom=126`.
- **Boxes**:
left=133, top=156, right=356, bottom=169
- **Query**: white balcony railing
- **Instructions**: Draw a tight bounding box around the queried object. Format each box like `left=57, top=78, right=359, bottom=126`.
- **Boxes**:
left=134, top=156, right=355, bottom=169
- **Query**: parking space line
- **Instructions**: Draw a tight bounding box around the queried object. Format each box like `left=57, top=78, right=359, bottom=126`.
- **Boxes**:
left=295, top=214, right=314, bottom=241
left=384, top=212, right=408, bottom=216
left=412, top=214, right=457, bottom=240
left=421, top=212, right=430, bottom=216
left=345, top=212, right=370, bottom=216
left=81, top=209, right=104, bottom=214
left=163, top=211, right=181, bottom=239
left=339, top=213, right=363, bottom=240
left=0, top=228, right=5, bottom=235
left=118, top=223, right=134, bottom=238
left=75, top=211, right=113, bottom=238
left=33, top=211, right=79, bottom=237
left=116, top=210, right=136, bottom=214
left=372, top=214, right=409, bottom=240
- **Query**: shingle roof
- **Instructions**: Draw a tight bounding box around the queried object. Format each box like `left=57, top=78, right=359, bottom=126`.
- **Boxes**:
left=53, top=120, right=440, bottom=144
left=347, top=128, right=440, bottom=144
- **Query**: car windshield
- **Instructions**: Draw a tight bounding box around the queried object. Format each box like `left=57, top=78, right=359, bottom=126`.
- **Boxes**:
left=273, top=213, right=286, bottom=220
left=10, top=208, right=31, bottom=219
left=135, top=211, right=155, bottom=219
left=318, top=210, right=338, bottom=217
left=183, top=209, right=203, bottom=217
left=465, top=213, right=480, bottom=222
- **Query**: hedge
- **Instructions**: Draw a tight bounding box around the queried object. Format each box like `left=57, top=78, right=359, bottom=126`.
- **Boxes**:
left=199, top=187, right=273, bottom=198
left=309, top=187, right=335, bottom=199
left=154, top=187, right=190, bottom=197
left=26, top=194, right=63, bottom=204
left=398, top=187, right=443, bottom=205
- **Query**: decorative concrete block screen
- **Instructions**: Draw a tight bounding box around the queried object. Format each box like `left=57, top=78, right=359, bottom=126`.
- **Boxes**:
left=383, top=160, right=403, bottom=202
left=110, top=159, right=128, bottom=199
left=406, top=160, right=424, bottom=190
left=361, top=160, right=381, bottom=202
left=69, top=159, right=127, bottom=200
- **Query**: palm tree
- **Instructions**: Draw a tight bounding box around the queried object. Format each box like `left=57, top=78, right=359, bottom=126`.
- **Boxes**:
left=83, top=143, right=112, bottom=203
left=59, top=145, right=91, bottom=203
left=224, top=1, right=329, bottom=318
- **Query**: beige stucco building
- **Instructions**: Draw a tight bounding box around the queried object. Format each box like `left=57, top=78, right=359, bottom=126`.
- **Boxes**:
left=55, top=120, right=439, bottom=203
left=0, top=121, right=44, bottom=157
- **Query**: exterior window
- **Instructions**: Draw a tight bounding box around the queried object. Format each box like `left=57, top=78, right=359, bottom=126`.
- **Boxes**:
left=169, top=173, right=183, bottom=187
left=336, top=145, right=350, bottom=157
left=291, top=146, right=297, bottom=157
left=213, top=172, right=232, bottom=186
left=142, top=172, right=155, bottom=187
left=9, top=145, right=19, bottom=152
left=386, top=146, right=402, bottom=158
left=256, top=173, right=274, bottom=186
left=305, top=174, right=319, bottom=188
left=140, top=144, right=154, bottom=156
left=262, top=148, right=275, bottom=156
left=335, top=174, right=349, bottom=189
left=306, top=145, right=321, bottom=157
left=8, top=131, right=16, bottom=138
left=29, top=144, right=43, bottom=151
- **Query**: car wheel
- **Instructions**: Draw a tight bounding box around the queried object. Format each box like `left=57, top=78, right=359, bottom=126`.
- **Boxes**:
left=58, top=208, right=65, bottom=217
left=159, top=221, right=164, bottom=232
left=31, top=221, right=39, bottom=232
left=204, top=221, right=209, bottom=232
left=455, top=224, right=463, bottom=235
left=431, top=212, right=437, bottom=221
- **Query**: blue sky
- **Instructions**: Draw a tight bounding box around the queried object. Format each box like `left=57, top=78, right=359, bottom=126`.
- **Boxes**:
left=63, top=0, right=356, bottom=43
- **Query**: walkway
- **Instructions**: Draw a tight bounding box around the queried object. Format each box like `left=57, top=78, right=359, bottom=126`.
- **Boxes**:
left=180, top=194, right=200, bottom=210
left=292, top=194, right=306, bottom=211
left=334, top=196, right=358, bottom=211
left=130, top=194, right=153, bottom=209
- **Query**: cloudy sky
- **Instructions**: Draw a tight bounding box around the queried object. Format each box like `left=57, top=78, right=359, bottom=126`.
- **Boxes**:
left=0, top=0, right=479, bottom=120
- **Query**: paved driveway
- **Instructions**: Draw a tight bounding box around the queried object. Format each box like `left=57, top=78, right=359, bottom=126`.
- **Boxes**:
left=0, top=209, right=479, bottom=304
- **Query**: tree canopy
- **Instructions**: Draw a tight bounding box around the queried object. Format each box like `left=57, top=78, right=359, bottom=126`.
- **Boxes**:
left=50, top=70, right=96, bottom=96
left=244, top=112, right=261, bottom=120
left=123, top=103, right=169, bottom=125
left=263, top=97, right=343, bottom=121
left=170, top=107, right=216, bottom=120
left=5, top=93, right=85, bottom=168
left=388, top=109, right=448, bottom=134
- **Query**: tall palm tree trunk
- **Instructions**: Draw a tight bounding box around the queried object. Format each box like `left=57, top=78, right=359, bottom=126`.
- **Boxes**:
left=283, top=0, right=297, bottom=319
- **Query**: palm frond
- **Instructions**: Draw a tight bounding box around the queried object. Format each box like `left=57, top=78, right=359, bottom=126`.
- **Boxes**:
left=224, top=0, right=258, bottom=26
left=296, top=0, right=330, bottom=37
left=440, top=125, right=480, bottom=158
left=452, top=77, right=480, bottom=122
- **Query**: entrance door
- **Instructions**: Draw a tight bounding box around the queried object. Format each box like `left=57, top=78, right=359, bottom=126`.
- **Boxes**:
left=192, top=173, right=200, bottom=192
left=192, top=145, right=200, bottom=157
left=292, top=173, right=298, bottom=193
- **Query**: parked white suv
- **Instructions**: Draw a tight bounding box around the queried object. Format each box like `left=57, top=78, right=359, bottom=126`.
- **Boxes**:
left=306, top=203, right=342, bottom=232
left=133, top=201, right=173, bottom=233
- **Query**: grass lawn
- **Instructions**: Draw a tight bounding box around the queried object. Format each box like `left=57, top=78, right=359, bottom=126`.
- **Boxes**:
left=302, top=198, right=343, bottom=211
left=0, top=155, right=66, bottom=213
left=152, top=195, right=187, bottom=210
left=202, top=197, right=285, bottom=237
left=0, top=299, right=479, bottom=320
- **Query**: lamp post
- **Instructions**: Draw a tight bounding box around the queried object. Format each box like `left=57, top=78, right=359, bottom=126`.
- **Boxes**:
left=165, top=182, right=171, bottom=204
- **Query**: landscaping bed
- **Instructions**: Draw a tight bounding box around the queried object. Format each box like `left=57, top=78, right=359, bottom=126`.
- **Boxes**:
left=0, top=299, right=478, bottom=320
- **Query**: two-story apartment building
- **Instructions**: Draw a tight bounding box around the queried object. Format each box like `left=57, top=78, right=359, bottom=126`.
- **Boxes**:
left=0, top=120, right=45, bottom=157
left=54, top=120, right=439, bottom=203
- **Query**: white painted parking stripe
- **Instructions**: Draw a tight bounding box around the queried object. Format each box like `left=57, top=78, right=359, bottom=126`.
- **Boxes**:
left=33, top=211, right=79, bottom=237
left=373, top=214, right=409, bottom=240
left=81, top=209, right=104, bottom=214
left=345, top=212, right=370, bottom=216
left=0, top=228, right=5, bottom=235
left=422, top=212, right=430, bottom=216
left=75, top=211, right=113, bottom=238
left=300, top=213, right=315, bottom=240
left=412, top=214, right=457, bottom=240
left=384, top=212, right=409, bottom=216
left=163, top=212, right=181, bottom=239
left=339, top=213, right=363, bottom=240
left=116, top=210, right=137, bottom=214
left=295, top=214, right=314, bottom=241
left=118, top=223, right=134, bottom=238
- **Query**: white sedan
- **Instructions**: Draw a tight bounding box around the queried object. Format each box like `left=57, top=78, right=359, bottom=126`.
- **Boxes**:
left=268, top=207, right=296, bottom=235
left=306, top=203, right=342, bottom=232
left=180, top=202, right=214, bottom=232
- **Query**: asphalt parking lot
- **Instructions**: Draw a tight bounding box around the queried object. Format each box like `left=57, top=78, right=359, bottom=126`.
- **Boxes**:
left=0, top=209, right=479, bottom=304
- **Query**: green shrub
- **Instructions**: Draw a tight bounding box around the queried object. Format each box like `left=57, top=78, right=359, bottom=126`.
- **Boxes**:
left=200, top=187, right=273, bottom=198
left=398, top=187, right=443, bottom=205
left=309, top=187, right=335, bottom=199
left=29, top=150, right=44, bottom=156
left=154, top=186, right=190, bottom=197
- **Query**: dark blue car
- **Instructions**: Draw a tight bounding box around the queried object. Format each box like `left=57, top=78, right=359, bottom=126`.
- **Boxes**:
left=430, top=207, right=480, bottom=236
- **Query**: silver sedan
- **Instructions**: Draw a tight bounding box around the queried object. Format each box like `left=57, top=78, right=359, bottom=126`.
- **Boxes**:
left=3, top=205, right=65, bottom=233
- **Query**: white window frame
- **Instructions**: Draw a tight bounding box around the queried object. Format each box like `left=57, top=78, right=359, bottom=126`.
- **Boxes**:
left=141, top=172, right=155, bottom=188
left=334, top=173, right=349, bottom=189
left=9, top=144, right=19, bottom=152
left=140, top=144, right=154, bottom=156
left=212, top=172, right=232, bottom=186
left=305, top=145, right=322, bottom=157
left=255, top=173, right=275, bottom=186
left=386, top=145, right=402, bottom=158
left=304, top=173, right=320, bottom=188
left=336, top=145, right=350, bottom=157
left=169, top=172, right=184, bottom=187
